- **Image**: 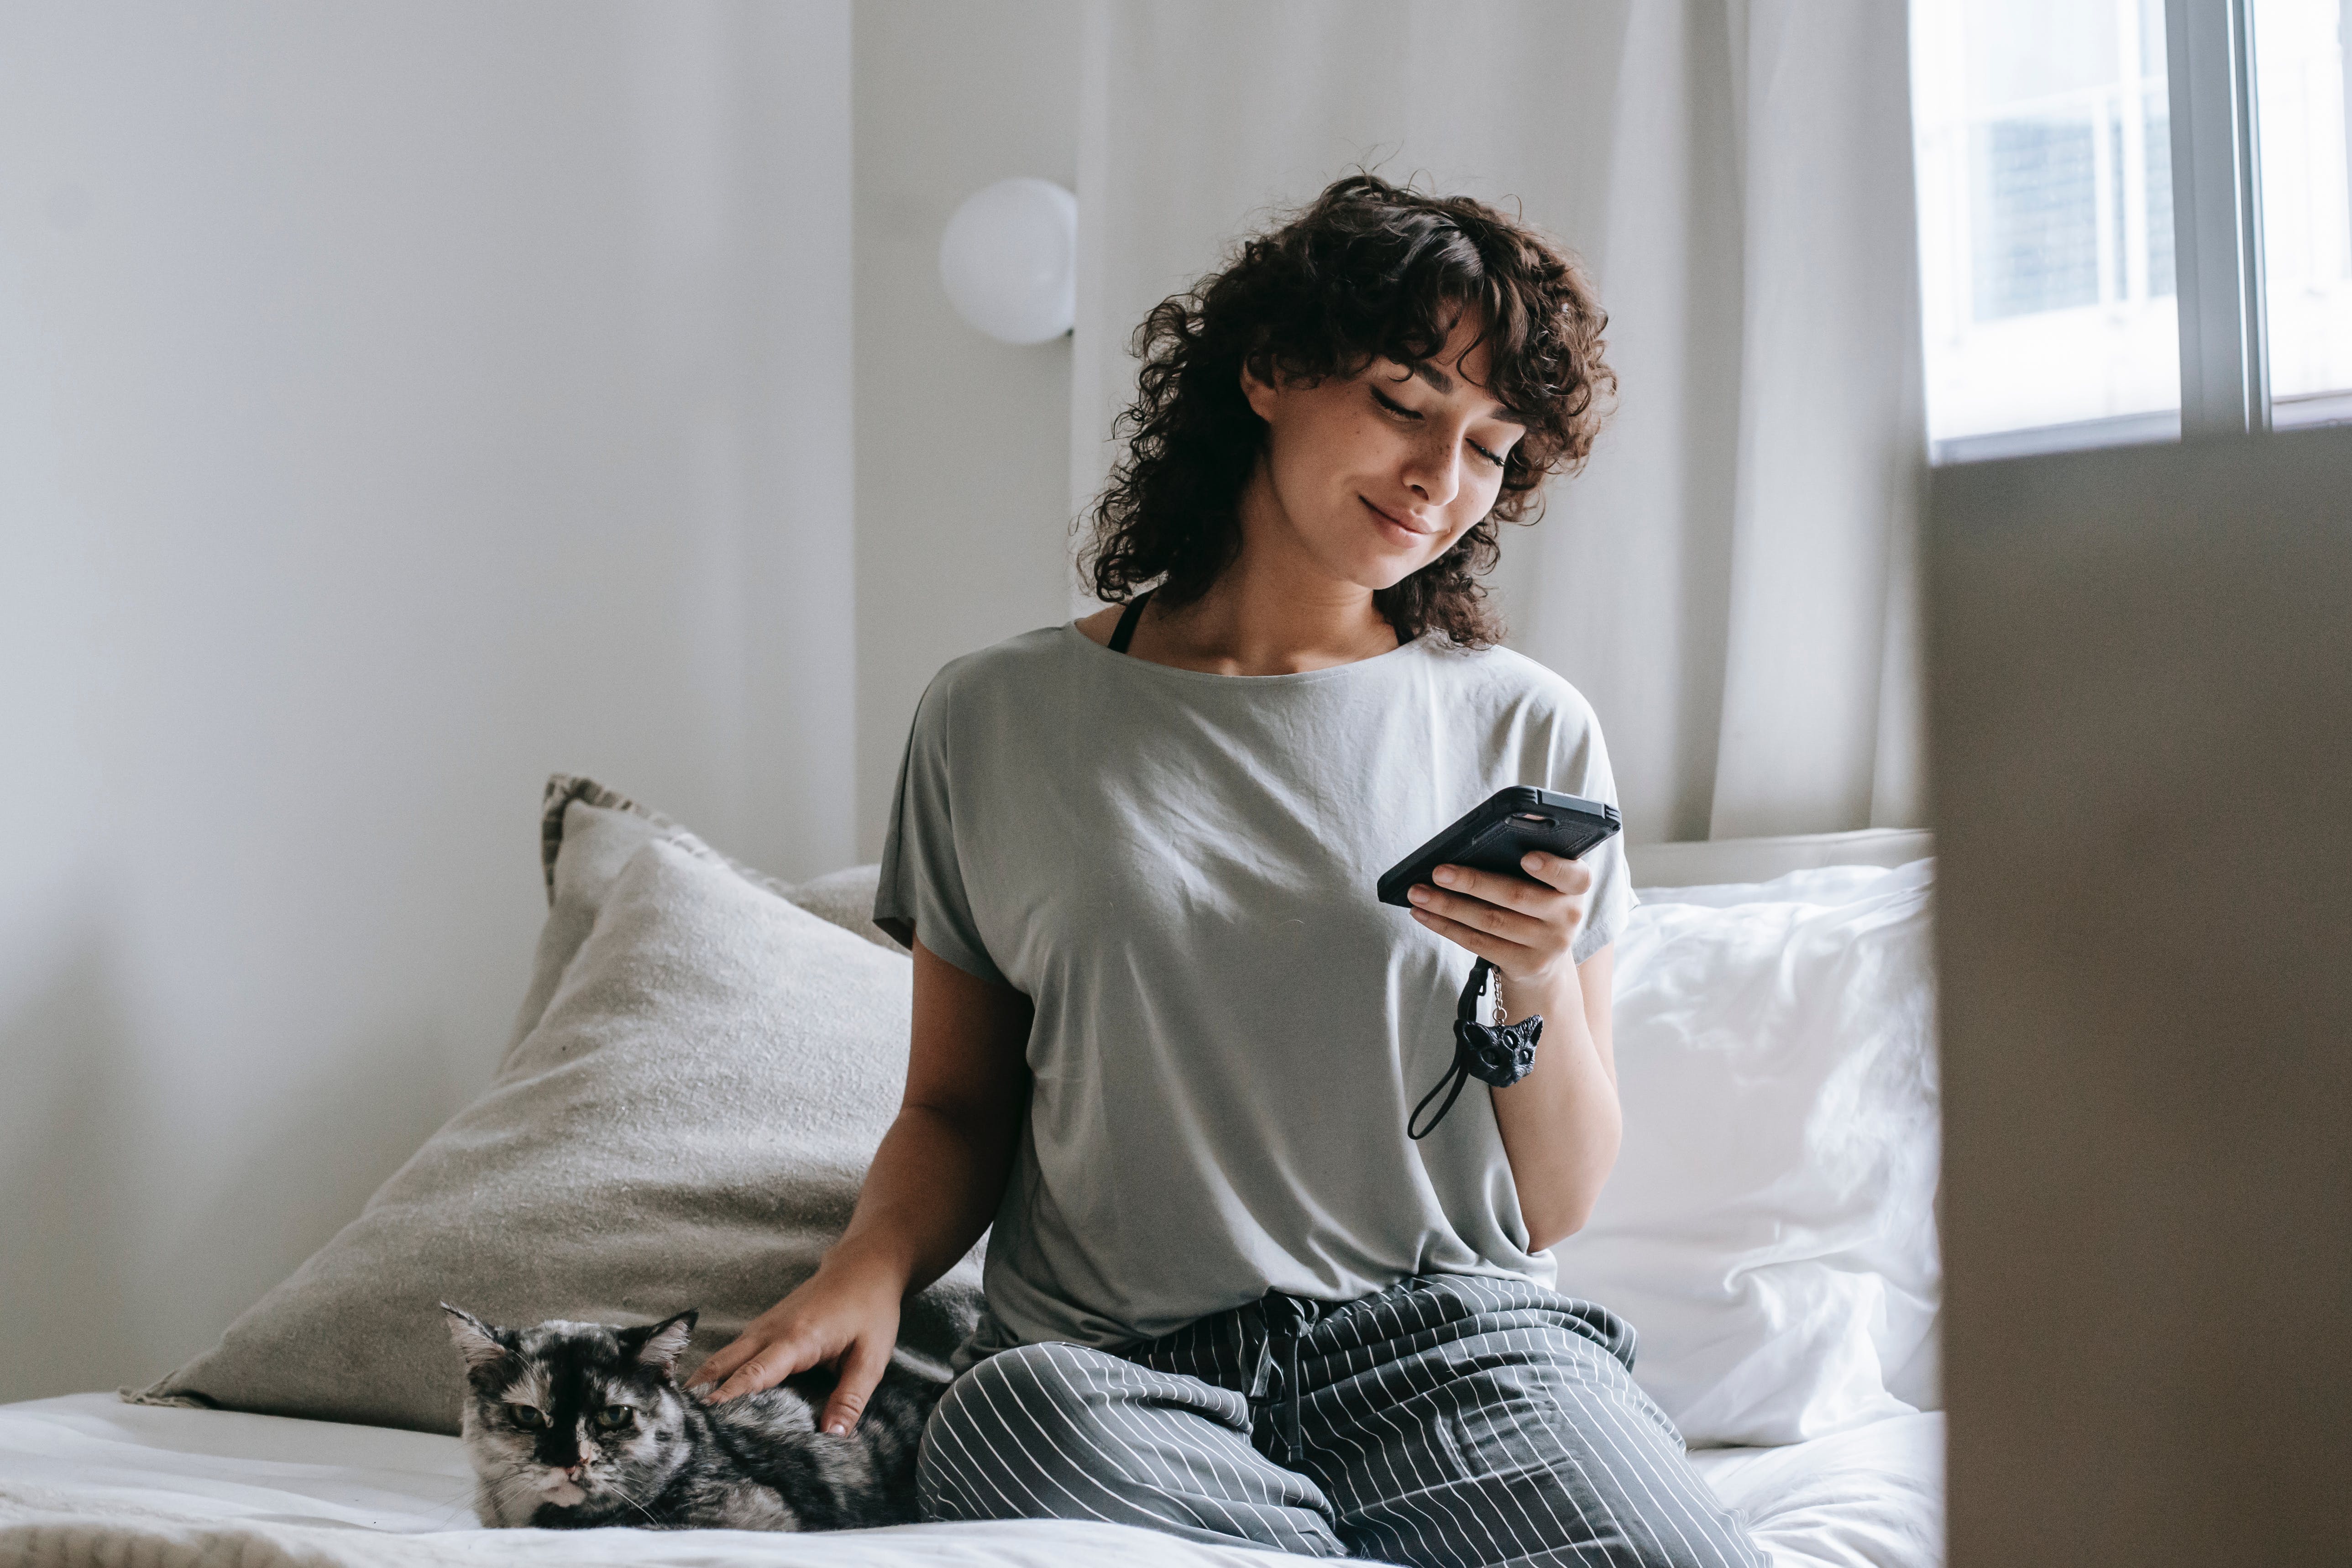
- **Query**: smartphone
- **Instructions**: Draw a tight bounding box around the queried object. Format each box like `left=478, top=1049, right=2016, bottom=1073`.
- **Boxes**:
left=1376, top=786, right=1621, bottom=907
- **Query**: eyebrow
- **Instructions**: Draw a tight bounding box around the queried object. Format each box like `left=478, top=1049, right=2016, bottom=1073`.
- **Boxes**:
left=1403, top=359, right=1524, bottom=426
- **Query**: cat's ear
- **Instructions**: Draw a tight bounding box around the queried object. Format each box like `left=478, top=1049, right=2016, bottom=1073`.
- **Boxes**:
left=618, top=1310, right=698, bottom=1374
left=440, top=1303, right=514, bottom=1372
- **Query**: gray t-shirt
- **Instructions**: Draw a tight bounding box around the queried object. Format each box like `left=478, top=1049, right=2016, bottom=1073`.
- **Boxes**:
left=872, top=619, right=1635, bottom=1353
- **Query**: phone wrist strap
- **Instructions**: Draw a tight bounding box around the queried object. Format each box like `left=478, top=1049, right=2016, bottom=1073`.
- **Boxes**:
left=1406, top=957, right=1543, bottom=1140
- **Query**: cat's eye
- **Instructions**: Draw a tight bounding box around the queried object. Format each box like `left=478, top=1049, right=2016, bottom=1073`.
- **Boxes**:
left=508, top=1404, right=547, bottom=1429
left=594, top=1405, right=634, bottom=1430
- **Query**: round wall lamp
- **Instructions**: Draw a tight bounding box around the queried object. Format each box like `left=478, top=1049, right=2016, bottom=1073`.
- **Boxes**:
left=938, top=177, right=1077, bottom=345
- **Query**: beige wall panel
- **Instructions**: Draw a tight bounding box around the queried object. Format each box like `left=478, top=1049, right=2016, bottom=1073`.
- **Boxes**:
left=1928, top=428, right=2352, bottom=1566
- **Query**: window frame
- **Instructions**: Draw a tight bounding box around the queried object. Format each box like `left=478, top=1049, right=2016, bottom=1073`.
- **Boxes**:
left=2164, top=0, right=2271, bottom=438
left=1930, top=0, right=2328, bottom=463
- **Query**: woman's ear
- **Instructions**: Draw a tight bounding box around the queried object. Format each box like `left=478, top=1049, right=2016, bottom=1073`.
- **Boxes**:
left=1238, top=356, right=1281, bottom=422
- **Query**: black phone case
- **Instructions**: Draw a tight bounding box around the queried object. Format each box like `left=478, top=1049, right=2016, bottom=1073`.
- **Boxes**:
left=1376, top=786, right=1622, bottom=907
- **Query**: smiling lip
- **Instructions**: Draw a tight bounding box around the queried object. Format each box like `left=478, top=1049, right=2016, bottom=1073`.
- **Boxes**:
left=1362, top=496, right=1435, bottom=535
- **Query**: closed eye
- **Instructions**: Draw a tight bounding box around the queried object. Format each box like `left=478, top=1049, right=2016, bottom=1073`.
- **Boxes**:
left=1370, top=385, right=1508, bottom=469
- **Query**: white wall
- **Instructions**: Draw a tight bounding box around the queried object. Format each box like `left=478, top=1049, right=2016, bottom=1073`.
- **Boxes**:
left=852, top=0, right=1084, bottom=861
left=0, top=0, right=854, bottom=1402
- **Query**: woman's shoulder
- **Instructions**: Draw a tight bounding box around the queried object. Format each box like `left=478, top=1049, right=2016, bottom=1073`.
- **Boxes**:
left=914, top=622, right=1084, bottom=716
left=1072, top=603, right=1122, bottom=648
left=1428, top=641, right=1621, bottom=803
left=1427, top=638, right=1603, bottom=729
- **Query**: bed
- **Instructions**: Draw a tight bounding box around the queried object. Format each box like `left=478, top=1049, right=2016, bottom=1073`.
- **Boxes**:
left=0, top=794, right=1943, bottom=1568
left=0, top=1392, right=1941, bottom=1567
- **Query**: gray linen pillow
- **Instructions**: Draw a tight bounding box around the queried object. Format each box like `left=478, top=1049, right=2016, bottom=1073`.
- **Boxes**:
left=127, top=776, right=974, bottom=1435
left=503, top=775, right=908, bottom=1060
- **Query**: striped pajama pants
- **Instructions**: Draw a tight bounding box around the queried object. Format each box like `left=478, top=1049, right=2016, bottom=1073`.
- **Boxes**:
left=915, top=1273, right=1769, bottom=1567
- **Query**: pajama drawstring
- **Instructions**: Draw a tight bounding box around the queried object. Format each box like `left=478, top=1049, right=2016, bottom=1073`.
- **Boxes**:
left=1247, top=1290, right=1322, bottom=1465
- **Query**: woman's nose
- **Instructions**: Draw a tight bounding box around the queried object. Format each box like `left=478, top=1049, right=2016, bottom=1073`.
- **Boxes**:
left=1401, top=438, right=1461, bottom=509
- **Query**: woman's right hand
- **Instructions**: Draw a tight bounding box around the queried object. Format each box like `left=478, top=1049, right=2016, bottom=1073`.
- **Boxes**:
left=680, top=1250, right=906, bottom=1435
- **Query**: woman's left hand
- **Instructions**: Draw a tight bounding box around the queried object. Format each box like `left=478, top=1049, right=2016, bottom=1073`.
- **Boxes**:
left=1404, top=852, right=1591, bottom=992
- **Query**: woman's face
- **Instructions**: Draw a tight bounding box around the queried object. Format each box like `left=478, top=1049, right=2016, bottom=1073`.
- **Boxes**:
left=1239, top=309, right=1526, bottom=592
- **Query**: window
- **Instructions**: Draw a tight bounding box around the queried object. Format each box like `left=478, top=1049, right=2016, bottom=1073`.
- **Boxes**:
left=2257, top=0, right=2352, bottom=424
left=1912, top=0, right=2352, bottom=460
left=1913, top=0, right=2180, bottom=459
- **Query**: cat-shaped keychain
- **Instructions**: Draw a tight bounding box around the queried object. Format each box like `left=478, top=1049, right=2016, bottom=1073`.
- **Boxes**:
left=1407, top=956, right=1541, bottom=1139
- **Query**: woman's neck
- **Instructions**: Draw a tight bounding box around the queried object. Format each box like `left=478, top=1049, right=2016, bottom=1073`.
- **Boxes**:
left=1136, top=580, right=1394, bottom=676
left=1085, top=467, right=1400, bottom=676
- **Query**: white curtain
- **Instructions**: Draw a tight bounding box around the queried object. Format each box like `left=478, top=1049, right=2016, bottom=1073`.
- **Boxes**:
left=1070, top=0, right=1925, bottom=843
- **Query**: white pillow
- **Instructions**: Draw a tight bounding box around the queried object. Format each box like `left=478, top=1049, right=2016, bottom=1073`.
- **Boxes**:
left=1551, top=859, right=1941, bottom=1448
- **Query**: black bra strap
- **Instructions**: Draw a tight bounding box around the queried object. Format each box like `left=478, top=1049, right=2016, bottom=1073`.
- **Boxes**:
left=1109, top=587, right=1409, bottom=656
left=1110, top=589, right=1151, bottom=654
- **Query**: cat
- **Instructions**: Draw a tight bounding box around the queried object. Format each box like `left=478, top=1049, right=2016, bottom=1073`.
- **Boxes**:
left=440, top=1302, right=947, bottom=1531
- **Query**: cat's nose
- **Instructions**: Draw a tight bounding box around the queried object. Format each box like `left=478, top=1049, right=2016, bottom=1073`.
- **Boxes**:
left=564, top=1463, right=586, bottom=1480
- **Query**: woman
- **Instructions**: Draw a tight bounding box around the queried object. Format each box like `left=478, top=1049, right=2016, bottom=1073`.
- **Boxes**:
left=686, top=174, right=1767, bottom=1568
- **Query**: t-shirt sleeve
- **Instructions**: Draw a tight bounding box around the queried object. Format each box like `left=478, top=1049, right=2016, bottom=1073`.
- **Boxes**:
left=1547, top=692, right=1638, bottom=966
left=872, top=669, right=1012, bottom=989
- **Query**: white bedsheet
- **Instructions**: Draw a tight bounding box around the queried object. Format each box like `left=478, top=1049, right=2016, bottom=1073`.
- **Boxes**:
left=0, top=1393, right=1940, bottom=1568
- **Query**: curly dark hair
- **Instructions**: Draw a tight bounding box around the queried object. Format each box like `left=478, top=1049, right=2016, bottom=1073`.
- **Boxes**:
left=1074, top=172, right=1615, bottom=650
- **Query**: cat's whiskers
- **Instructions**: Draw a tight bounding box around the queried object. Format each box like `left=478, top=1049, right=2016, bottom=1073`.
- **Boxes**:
left=484, top=1468, right=549, bottom=1526
left=601, top=1473, right=662, bottom=1528
left=415, top=1474, right=490, bottom=1529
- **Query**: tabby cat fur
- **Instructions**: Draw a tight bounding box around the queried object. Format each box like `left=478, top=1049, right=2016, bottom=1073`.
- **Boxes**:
left=440, top=1303, right=946, bottom=1531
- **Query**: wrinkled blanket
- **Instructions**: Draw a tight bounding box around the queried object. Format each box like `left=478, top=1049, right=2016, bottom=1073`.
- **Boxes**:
left=0, top=1394, right=1942, bottom=1568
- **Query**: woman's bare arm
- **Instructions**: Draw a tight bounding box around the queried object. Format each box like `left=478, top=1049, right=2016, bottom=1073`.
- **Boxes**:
left=681, top=934, right=1032, bottom=1431
left=1488, top=944, right=1620, bottom=1251
left=817, top=934, right=1034, bottom=1291
left=1403, top=852, right=1623, bottom=1252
